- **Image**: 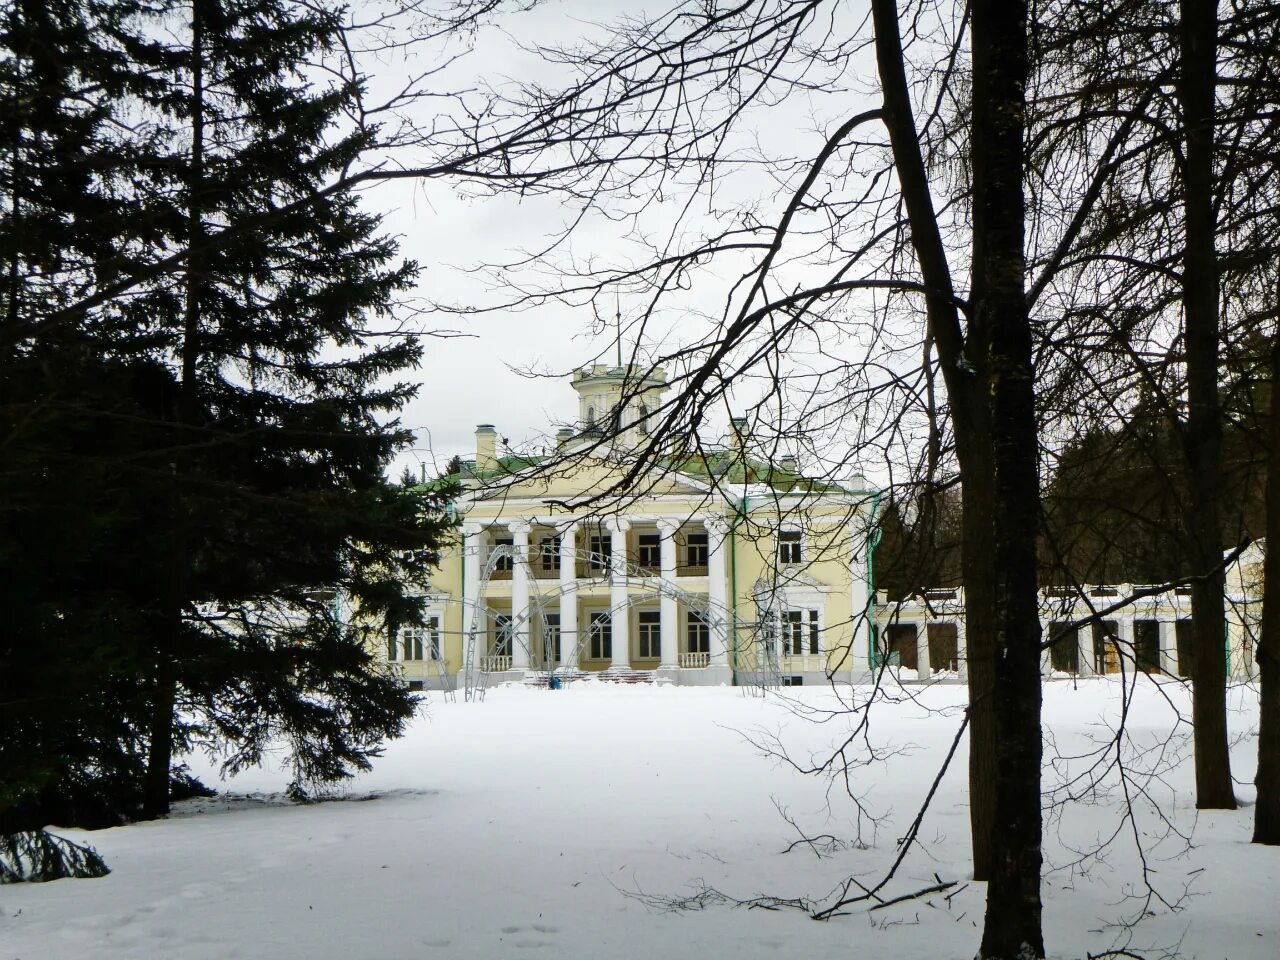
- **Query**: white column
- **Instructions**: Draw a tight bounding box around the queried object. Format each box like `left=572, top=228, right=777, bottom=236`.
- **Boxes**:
left=508, top=521, right=531, bottom=670
left=915, top=622, right=931, bottom=680
left=462, top=522, right=483, bottom=678
left=1039, top=617, right=1054, bottom=677
left=1115, top=616, right=1135, bottom=674
left=1158, top=618, right=1178, bottom=676
left=705, top=517, right=730, bottom=670
left=955, top=617, right=968, bottom=682
left=558, top=521, right=579, bottom=670
left=847, top=525, right=873, bottom=680
left=1077, top=623, right=1096, bottom=677
left=609, top=517, right=631, bottom=670
left=658, top=519, right=679, bottom=669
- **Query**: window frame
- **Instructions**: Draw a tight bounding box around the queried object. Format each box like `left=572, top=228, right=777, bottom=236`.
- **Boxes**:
left=543, top=612, right=561, bottom=661
left=637, top=610, right=661, bottom=658
left=492, top=535, right=514, bottom=573
left=637, top=533, right=661, bottom=569
left=588, top=611, right=613, bottom=660
left=539, top=535, right=561, bottom=573
left=392, top=617, right=441, bottom=662
left=777, top=530, right=803, bottom=565
left=588, top=533, right=612, bottom=572
left=686, top=611, right=710, bottom=654
left=781, top=609, right=805, bottom=655
left=776, top=608, right=820, bottom=655
left=493, top=614, right=514, bottom=657
left=685, top=532, right=709, bottom=568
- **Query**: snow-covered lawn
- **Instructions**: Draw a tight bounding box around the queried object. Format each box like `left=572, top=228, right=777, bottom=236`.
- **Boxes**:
left=3, top=680, right=1276, bottom=960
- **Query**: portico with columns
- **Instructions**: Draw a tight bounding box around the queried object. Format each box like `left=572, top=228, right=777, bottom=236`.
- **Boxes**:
left=458, top=510, right=738, bottom=685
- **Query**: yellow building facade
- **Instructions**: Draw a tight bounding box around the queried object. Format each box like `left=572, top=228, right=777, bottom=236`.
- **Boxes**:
left=389, top=365, right=879, bottom=691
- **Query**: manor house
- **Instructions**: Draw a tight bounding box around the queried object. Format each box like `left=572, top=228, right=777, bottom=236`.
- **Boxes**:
left=389, top=364, right=878, bottom=689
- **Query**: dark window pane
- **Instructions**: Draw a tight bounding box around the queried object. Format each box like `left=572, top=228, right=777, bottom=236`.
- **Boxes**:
left=883, top=623, right=918, bottom=670
left=1134, top=620, right=1160, bottom=673
left=1047, top=621, right=1078, bottom=673
left=1175, top=620, right=1194, bottom=678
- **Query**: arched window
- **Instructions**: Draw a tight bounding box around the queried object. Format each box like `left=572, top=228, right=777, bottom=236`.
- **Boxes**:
left=586, top=405, right=596, bottom=425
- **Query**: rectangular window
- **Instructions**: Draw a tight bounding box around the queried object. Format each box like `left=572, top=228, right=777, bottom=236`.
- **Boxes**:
left=588, top=534, right=612, bottom=572
left=544, top=613, right=561, bottom=661
left=1047, top=621, right=1078, bottom=673
left=686, top=532, right=709, bottom=568
left=883, top=623, right=918, bottom=669
left=687, top=611, right=710, bottom=654
left=1175, top=619, right=1194, bottom=678
left=637, top=533, right=661, bottom=569
left=406, top=627, right=424, bottom=660
left=493, top=536, right=514, bottom=573
left=767, top=608, right=821, bottom=657
left=396, top=621, right=438, bottom=661
left=589, top=611, right=612, bottom=660
left=777, top=530, right=803, bottom=565
left=637, top=610, right=661, bottom=658
left=426, top=615, right=441, bottom=660
left=1134, top=620, right=1160, bottom=673
left=1092, top=619, right=1119, bottom=674
left=494, top=614, right=514, bottom=657
left=540, top=535, right=561, bottom=573
left=782, top=610, right=804, bottom=655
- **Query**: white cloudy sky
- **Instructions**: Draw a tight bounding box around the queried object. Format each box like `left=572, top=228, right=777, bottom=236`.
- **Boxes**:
left=366, top=1, right=679, bottom=476
left=355, top=0, right=895, bottom=481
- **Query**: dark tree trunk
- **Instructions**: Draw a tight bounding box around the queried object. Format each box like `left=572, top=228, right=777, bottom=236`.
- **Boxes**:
left=144, top=0, right=207, bottom=818
left=869, top=0, right=998, bottom=880
left=972, top=0, right=1044, bottom=957
left=1254, top=331, right=1280, bottom=843
left=142, top=648, right=176, bottom=818
left=960, top=461, right=999, bottom=884
left=1179, top=0, right=1236, bottom=811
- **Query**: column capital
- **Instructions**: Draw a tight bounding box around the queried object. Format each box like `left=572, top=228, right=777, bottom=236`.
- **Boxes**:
left=506, top=519, right=532, bottom=535
left=703, top=515, right=728, bottom=537
left=461, top=521, right=484, bottom=536
left=656, top=518, right=681, bottom=535
left=606, top=516, right=632, bottom=533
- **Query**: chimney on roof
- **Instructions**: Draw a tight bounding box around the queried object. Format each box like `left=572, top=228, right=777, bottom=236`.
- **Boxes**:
left=475, top=424, right=497, bottom=472
left=555, top=427, right=574, bottom=450
left=730, top=416, right=750, bottom=459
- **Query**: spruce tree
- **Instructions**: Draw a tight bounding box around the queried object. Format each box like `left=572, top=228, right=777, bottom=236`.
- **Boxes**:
left=117, top=0, right=455, bottom=815
left=0, top=0, right=170, bottom=834
left=2, top=0, right=456, bottom=837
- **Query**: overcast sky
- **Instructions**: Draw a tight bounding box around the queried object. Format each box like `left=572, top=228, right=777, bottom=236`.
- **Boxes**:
left=359, top=0, right=892, bottom=483
left=369, top=1, right=670, bottom=477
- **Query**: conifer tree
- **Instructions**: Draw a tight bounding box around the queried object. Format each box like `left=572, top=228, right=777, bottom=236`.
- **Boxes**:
left=117, top=0, right=456, bottom=816
left=1, top=0, right=457, bottom=837
left=0, top=0, right=170, bottom=835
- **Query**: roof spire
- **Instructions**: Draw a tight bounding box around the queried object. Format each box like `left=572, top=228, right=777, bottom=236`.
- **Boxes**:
left=615, top=292, right=623, bottom=368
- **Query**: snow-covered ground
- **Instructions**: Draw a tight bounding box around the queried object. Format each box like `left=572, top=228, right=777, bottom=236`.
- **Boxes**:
left=3, top=679, right=1276, bottom=960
